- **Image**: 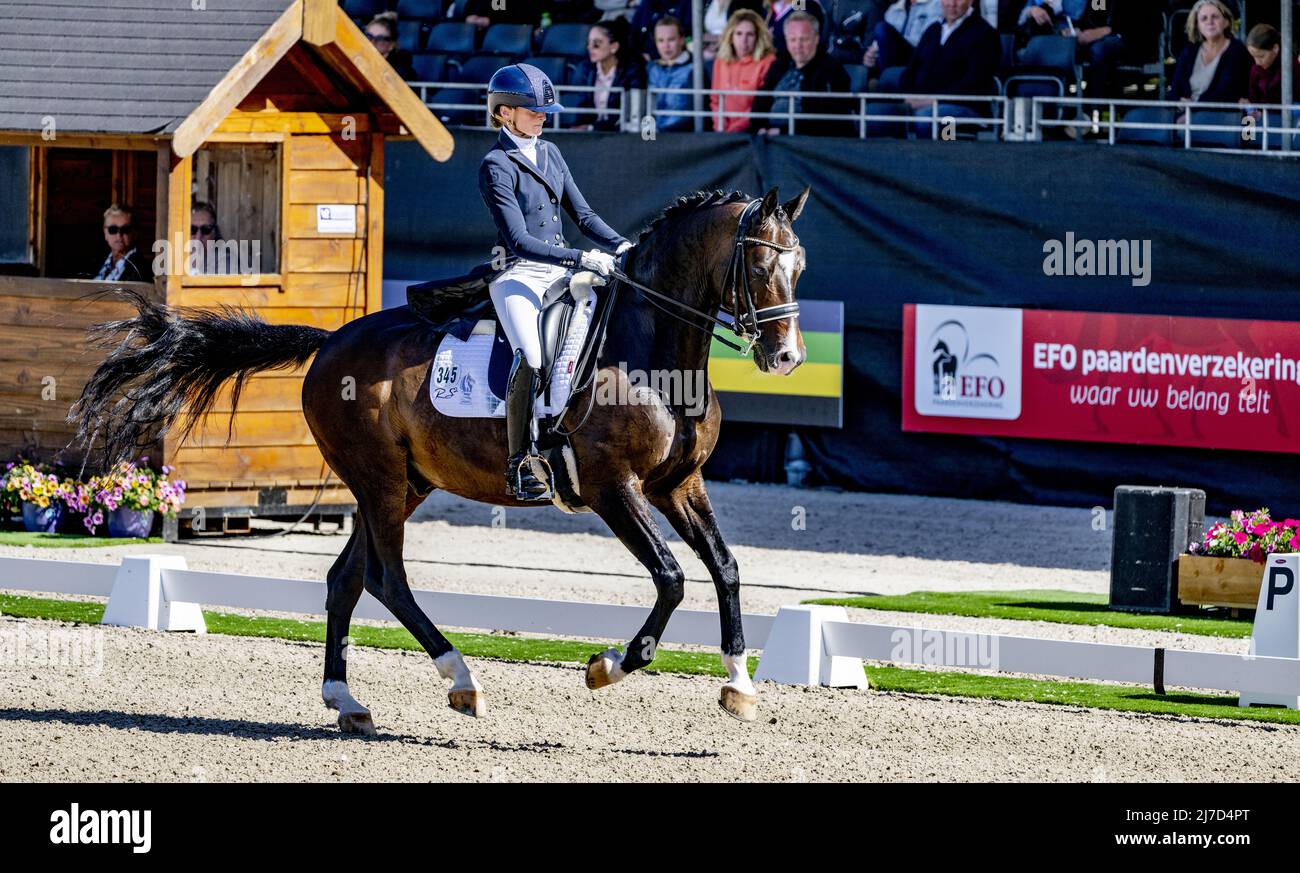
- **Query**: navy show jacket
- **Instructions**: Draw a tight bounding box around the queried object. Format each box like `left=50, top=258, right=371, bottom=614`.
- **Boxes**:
left=477, top=129, right=627, bottom=269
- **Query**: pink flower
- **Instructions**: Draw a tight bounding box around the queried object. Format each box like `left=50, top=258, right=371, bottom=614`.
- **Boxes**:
left=1233, top=531, right=1249, bottom=545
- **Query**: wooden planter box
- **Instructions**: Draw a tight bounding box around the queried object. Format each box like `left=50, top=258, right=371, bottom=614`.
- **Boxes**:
left=1177, top=554, right=1264, bottom=609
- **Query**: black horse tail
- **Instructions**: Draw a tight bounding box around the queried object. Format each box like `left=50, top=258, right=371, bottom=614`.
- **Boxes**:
left=70, top=288, right=332, bottom=469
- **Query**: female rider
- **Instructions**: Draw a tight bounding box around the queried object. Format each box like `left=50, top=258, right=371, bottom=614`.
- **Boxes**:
left=480, top=63, right=631, bottom=500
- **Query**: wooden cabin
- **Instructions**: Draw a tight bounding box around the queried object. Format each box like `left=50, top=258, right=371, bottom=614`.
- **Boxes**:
left=0, top=0, right=453, bottom=533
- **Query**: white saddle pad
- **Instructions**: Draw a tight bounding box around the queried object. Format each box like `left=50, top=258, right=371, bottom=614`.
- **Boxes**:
left=429, top=291, right=597, bottom=419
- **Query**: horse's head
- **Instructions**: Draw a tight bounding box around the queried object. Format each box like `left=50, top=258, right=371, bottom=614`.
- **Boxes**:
left=730, top=186, right=810, bottom=375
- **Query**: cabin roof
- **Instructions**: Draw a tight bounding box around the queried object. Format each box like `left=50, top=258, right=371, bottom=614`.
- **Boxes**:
left=0, top=0, right=452, bottom=161
left=0, top=0, right=290, bottom=135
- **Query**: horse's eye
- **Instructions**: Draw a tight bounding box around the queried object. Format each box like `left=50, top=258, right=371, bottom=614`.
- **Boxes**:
left=751, top=265, right=767, bottom=278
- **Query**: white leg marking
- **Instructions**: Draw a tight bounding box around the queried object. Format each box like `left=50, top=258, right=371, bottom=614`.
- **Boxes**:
left=596, top=647, right=627, bottom=683
left=722, top=653, right=756, bottom=696
left=322, top=680, right=369, bottom=716
left=435, top=650, right=483, bottom=693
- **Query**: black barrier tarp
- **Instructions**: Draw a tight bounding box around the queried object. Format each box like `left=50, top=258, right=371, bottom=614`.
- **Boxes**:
left=385, top=133, right=1300, bottom=514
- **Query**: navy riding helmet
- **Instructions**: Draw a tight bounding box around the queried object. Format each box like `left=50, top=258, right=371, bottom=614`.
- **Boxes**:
left=487, top=63, right=565, bottom=116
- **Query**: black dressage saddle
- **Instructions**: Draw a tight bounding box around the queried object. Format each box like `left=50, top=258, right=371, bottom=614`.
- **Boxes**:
left=407, top=262, right=584, bottom=405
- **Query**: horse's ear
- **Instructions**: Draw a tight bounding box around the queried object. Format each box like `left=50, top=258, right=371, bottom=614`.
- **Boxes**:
left=782, top=186, right=811, bottom=223
left=760, top=187, right=781, bottom=220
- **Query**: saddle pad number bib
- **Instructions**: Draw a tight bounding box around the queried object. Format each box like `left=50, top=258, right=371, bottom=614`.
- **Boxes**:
left=429, top=293, right=596, bottom=418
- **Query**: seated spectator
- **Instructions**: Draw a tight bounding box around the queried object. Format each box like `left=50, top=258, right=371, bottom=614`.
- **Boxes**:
left=863, top=0, right=942, bottom=75
left=93, top=205, right=151, bottom=282
left=1244, top=24, right=1300, bottom=106
left=702, top=0, right=766, bottom=62
left=648, top=16, right=695, bottom=131
left=461, top=0, right=540, bottom=30
left=364, top=14, right=417, bottom=81
left=569, top=20, right=647, bottom=131
left=189, top=202, right=233, bottom=275
left=1168, top=0, right=1250, bottom=104
left=712, top=9, right=778, bottom=132
left=1016, top=0, right=1123, bottom=97
left=750, top=11, right=853, bottom=137
left=630, top=0, right=693, bottom=58
left=899, top=0, right=1001, bottom=127
left=766, top=0, right=827, bottom=60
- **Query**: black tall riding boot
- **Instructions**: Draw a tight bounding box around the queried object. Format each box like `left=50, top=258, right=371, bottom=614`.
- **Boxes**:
left=504, top=350, right=550, bottom=501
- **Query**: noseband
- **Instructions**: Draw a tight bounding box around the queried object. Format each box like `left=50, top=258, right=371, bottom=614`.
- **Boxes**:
left=611, top=198, right=801, bottom=354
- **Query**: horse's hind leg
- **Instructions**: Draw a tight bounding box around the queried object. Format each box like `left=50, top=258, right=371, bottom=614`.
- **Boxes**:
left=322, top=519, right=376, bottom=735
left=359, top=482, right=488, bottom=718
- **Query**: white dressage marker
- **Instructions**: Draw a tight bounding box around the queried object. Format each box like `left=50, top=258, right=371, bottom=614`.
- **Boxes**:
left=752, top=604, right=868, bottom=688
left=1241, top=553, right=1300, bottom=709
left=102, top=555, right=206, bottom=633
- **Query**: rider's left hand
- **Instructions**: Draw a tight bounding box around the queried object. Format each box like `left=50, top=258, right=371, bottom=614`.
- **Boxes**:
left=615, top=241, right=633, bottom=256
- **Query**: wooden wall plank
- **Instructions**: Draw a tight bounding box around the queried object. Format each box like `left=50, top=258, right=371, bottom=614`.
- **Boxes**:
left=167, top=444, right=334, bottom=484
left=185, top=410, right=316, bottom=448
left=285, top=238, right=363, bottom=273
left=288, top=169, right=365, bottom=204
left=289, top=134, right=365, bottom=171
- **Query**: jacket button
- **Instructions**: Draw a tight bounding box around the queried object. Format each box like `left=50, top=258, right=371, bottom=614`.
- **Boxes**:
left=552, top=216, right=558, bottom=222
left=551, top=198, right=557, bottom=204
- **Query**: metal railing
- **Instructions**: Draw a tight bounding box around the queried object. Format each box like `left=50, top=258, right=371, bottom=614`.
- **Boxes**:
left=1022, top=96, right=1299, bottom=152
left=406, top=79, right=1300, bottom=152
left=646, top=85, right=1006, bottom=139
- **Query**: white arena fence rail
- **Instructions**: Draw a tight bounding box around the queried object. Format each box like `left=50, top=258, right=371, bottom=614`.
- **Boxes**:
left=407, top=79, right=1300, bottom=152
left=0, top=554, right=1297, bottom=708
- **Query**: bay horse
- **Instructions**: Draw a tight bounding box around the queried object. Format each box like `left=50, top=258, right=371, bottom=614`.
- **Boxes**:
left=70, top=186, right=810, bottom=731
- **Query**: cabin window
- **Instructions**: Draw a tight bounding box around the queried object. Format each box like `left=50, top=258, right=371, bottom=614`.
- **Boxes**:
left=190, top=143, right=281, bottom=275
left=0, top=146, right=31, bottom=271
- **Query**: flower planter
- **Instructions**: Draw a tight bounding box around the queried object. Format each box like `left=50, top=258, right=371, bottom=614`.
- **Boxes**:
left=107, top=508, right=155, bottom=538
left=1177, top=554, right=1265, bottom=609
left=21, top=502, right=62, bottom=533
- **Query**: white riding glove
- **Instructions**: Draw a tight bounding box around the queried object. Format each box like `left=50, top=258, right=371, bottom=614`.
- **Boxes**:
left=580, top=249, right=615, bottom=277
left=615, top=240, right=633, bottom=255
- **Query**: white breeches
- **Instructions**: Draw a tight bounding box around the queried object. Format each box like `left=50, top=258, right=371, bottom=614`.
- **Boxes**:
left=489, top=259, right=571, bottom=369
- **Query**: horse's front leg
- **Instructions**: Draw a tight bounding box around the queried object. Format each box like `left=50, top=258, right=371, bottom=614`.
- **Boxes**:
left=584, top=481, right=687, bottom=691
left=648, top=472, right=756, bottom=722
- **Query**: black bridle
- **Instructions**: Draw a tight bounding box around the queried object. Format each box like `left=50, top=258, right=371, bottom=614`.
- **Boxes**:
left=610, top=198, right=801, bottom=354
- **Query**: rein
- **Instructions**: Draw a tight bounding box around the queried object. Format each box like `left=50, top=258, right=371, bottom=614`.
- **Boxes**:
left=552, top=198, right=800, bottom=437
left=610, top=198, right=800, bottom=354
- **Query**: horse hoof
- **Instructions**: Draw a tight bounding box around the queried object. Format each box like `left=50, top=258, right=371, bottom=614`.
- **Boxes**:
left=448, top=689, right=488, bottom=718
left=719, top=686, right=758, bottom=722
left=585, top=649, right=623, bottom=690
left=337, top=711, right=376, bottom=736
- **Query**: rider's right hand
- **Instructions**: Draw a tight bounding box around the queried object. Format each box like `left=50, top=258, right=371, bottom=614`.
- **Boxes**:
left=580, top=250, right=615, bottom=277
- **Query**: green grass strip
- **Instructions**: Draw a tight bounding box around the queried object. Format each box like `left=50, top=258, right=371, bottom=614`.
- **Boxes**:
left=866, top=665, right=1300, bottom=725
left=4, top=592, right=1296, bottom=726
left=806, top=589, right=1252, bottom=639
left=0, top=531, right=162, bottom=548
left=0, top=593, right=739, bottom=678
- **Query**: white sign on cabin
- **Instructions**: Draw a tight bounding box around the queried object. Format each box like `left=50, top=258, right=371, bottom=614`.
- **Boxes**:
left=316, top=204, right=356, bottom=234
left=1241, top=553, right=1300, bottom=709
